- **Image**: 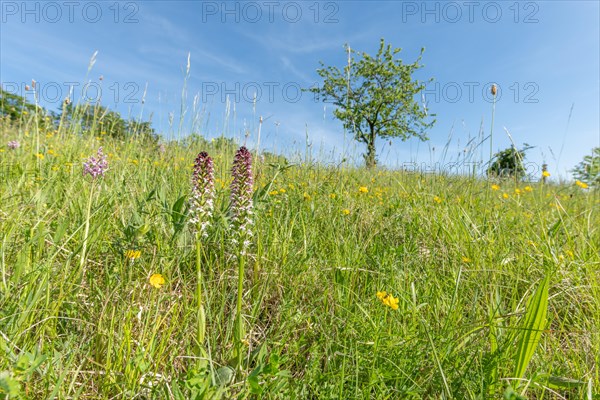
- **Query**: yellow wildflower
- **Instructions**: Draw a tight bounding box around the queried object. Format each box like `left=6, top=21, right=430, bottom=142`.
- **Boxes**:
left=565, top=250, right=574, bottom=258
left=303, top=192, right=311, bottom=201
left=542, top=171, right=551, bottom=178
left=269, top=190, right=279, bottom=196
left=385, top=296, right=399, bottom=310
left=124, top=249, right=141, bottom=260
left=491, top=184, right=500, bottom=191
left=575, top=180, right=588, bottom=189
left=279, top=188, right=286, bottom=194
left=377, top=291, right=399, bottom=310
left=502, top=193, right=509, bottom=199
left=342, top=208, right=350, bottom=215
left=35, top=153, right=45, bottom=160
left=149, top=273, right=165, bottom=288
left=433, top=196, right=442, bottom=204
left=358, top=186, right=368, bottom=193
left=514, top=188, right=522, bottom=195
left=524, top=186, right=533, bottom=192
left=329, top=193, right=336, bottom=199
left=383, top=294, right=399, bottom=310
left=462, top=256, right=471, bottom=263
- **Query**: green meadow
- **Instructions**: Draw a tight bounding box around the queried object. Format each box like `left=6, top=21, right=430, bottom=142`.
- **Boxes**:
left=0, top=105, right=598, bottom=399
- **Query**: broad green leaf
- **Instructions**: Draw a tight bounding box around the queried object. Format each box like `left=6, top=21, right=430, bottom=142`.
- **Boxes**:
left=513, top=274, right=549, bottom=380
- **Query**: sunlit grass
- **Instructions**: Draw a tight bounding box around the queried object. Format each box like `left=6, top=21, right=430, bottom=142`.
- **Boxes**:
left=0, top=112, right=598, bottom=399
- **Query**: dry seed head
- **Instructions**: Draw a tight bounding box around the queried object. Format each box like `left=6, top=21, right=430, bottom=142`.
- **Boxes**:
left=491, top=84, right=497, bottom=96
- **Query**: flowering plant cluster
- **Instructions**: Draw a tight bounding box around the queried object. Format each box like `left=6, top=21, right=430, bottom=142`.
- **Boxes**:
left=188, top=147, right=254, bottom=256
left=229, top=146, right=254, bottom=256
left=376, top=291, right=399, bottom=310
left=189, top=151, right=215, bottom=238
left=83, top=147, right=108, bottom=179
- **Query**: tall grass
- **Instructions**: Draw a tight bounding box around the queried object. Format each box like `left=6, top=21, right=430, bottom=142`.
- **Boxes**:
left=0, top=99, right=598, bottom=399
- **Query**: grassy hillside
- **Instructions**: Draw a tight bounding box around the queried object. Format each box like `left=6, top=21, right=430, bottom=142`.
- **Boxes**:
left=0, top=112, right=598, bottom=399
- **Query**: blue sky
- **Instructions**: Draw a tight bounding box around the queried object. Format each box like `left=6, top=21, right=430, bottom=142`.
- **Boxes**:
left=1, top=1, right=598, bottom=178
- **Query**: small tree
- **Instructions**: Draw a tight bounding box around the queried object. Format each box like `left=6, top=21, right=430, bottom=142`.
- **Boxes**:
left=308, top=39, right=435, bottom=168
left=487, top=145, right=531, bottom=179
left=572, top=147, right=599, bottom=188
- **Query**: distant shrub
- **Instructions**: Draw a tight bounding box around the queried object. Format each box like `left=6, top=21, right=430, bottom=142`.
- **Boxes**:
left=487, top=144, right=532, bottom=179
left=572, top=147, right=599, bottom=188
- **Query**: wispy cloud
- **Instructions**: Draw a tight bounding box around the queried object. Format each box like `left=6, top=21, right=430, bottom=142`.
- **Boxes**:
left=239, top=29, right=361, bottom=54
left=280, top=56, right=315, bottom=83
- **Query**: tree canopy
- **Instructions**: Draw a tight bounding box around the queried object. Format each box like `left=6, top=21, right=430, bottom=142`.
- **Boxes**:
left=308, top=39, right=435, bottom=167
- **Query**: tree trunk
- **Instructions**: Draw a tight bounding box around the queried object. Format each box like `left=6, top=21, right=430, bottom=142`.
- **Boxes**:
left=364, top=128, right=377, bottom=168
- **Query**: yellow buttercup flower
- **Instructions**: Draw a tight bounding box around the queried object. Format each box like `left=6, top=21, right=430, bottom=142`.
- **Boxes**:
left=542, top=171, right=551, bottom=178
left=358, top=186, right=368, bottom=193
left=433, top=196, right=442, bottom=204
left=462, top=256, right=471, bottom=263
left=149, top=274, right=165, bottom=288
left=502, top=193, right=509, bottom=199
left=342, top=208, right=350, bottom=215
left=491, top=184, right=500, bottom=191
left=524, top=186, right=533, bottom=192
left=575, top=180, right=588, bottom=189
